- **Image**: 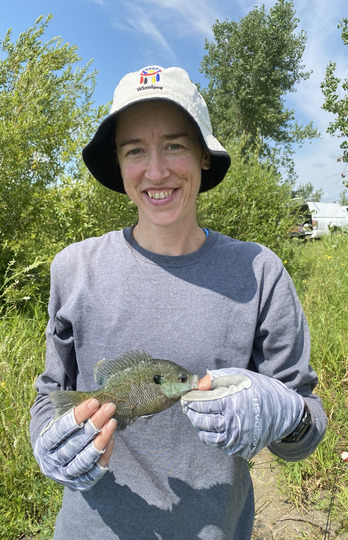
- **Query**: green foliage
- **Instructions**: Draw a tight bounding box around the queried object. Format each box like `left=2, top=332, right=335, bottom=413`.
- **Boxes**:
left=198, top=136, right=296, bottom=262
left=279, top=233, right=348, bottom=529
left=0, top=15, right=138, bottom=310
left=0, top=307, right=63, bottom=539
left=339, top=188, right=348, bottom=205
left=321, top=18, right=348, bottom=174
left=0, top=258, right=49, bottom=313
left=291, top=182, right=324, bottom=202
left=200, top=0, right=319, bottom=164
left=0, top=15, right=105, bottom=278
left=2, top=175, right=138, bottom=309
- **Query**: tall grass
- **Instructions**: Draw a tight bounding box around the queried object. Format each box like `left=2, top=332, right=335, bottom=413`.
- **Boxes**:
left=0, top=306, right=62, bottom=539
left=281, top=232, right=348, bottom=533
left=0, top=233, right=347, bottom=538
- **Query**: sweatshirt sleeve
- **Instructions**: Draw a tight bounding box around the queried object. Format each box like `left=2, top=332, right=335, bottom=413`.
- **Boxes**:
left=268, top=395, right=327, bottom=461
left=30, top=252, right=77, bottom=446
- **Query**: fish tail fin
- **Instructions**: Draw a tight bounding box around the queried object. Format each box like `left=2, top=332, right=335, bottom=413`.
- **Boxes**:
left=49, top=390, right=91, bottom=420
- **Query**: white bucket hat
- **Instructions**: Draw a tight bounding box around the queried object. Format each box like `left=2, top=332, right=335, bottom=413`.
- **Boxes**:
left=82, top=66, right=231, bottom=193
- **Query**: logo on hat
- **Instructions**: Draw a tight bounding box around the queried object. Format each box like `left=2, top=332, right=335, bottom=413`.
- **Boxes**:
left=140, top=67, right=162, bottom=85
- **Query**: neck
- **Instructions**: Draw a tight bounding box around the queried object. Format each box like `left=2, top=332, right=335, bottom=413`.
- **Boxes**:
left=132, top=222, right=207, bottom=256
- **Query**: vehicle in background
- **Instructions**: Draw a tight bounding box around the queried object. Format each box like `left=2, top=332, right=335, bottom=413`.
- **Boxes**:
left=290, top=201, right=348, bottom=239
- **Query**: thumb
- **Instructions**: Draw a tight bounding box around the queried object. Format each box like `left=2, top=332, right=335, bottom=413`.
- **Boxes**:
left=198, top=373, right=212, bottom=390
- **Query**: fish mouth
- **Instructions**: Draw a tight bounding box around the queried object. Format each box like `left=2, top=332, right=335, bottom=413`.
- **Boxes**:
left=190, top=374, right=199, bottom=390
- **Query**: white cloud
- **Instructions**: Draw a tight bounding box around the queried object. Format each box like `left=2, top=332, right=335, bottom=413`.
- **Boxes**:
left=127, top=6, right=174, bottom=54
left=109, top=2, right=173, bottom=55
left=103, top=0, right=229, bottom=73
left=107, top=0, right=226, bottom=46
left=137, top=0, right=220, bottom=38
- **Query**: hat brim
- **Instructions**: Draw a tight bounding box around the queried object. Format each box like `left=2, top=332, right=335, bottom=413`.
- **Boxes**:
left=82, top=101, right=231, bottom=194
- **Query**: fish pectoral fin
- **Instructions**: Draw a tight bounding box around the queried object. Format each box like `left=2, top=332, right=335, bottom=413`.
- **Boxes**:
left=114, top=414, right=154, bottom=431
left=114, top=415, right=137, bottom=431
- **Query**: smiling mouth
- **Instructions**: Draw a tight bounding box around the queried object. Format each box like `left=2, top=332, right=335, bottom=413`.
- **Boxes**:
left=146, top=189, right=175, bottom=200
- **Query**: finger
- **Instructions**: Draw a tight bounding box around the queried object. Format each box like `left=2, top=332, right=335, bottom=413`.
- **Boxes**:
left=66, top=440, right=104, bottom=477
left=198, top=429, right=226, bottom=448
left=53, top=417, right=100, bottom=464
left=57, top=418, right=116, bottom=473
left=185, top=408, right=225, bottom=431
left=89, top=403, right=117, bottom=431
left=94, top=418, right=117, bottom=452
left=198, top=374, right=212, bottom=391
left=74, top=398, right=100, bottom=425
left=99, top=435, right=116, bottom=468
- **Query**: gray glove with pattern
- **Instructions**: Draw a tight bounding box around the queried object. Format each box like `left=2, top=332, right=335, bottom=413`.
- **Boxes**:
left=181, top=368, right=304, bottom=460
left=34, top=409, right=108, bottom=491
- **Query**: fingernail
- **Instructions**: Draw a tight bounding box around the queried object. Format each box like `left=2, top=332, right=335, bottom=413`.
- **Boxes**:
left=88, top=398, right=99, bottom=410
left=107, top=418, right=117, bottom=431
left=104, top=403, right=116, bottom=415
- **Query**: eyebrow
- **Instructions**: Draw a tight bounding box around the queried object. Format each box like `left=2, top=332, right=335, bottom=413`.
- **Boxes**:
left=118, top=132, right=190, bottom=148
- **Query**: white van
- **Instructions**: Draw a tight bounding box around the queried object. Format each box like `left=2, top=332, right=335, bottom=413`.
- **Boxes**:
left=290, top=201, right=348, bottom=239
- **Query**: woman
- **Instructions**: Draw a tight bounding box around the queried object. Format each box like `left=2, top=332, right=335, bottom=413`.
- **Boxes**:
left=30, top=66, right=327, bottom=539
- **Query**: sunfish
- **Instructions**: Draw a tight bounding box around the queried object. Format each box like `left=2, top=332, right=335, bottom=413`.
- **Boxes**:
left=49, top=350, right=199, bottom=430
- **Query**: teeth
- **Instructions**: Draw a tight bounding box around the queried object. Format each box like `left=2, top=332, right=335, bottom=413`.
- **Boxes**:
left=147, top=190, right=173, bottom=199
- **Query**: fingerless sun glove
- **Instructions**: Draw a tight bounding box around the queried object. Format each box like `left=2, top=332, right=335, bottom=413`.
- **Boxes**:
left=34, top=409, right=108, bottom=491
left=181, top=368, right=305, bottom=460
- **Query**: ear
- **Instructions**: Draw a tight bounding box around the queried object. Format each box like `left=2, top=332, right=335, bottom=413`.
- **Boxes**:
left=201, top=151, right=211, bottom=170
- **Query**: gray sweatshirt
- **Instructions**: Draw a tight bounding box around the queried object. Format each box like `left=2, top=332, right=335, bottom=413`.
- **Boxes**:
left=30, top=228, right=327, bottom=539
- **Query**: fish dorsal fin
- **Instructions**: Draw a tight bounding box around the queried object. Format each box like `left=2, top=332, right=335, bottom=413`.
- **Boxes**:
left=93, top=350, right=153, bottom=386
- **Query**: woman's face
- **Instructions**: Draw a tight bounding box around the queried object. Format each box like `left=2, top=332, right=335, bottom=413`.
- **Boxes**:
left=115, top=100, right=210, bottom=231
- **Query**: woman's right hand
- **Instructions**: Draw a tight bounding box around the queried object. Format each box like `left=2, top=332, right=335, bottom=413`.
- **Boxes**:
left=33, top=398, right=117, bottom=491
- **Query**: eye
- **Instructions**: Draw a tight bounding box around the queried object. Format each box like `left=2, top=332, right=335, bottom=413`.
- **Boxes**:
left=153, top=374, right=163, bottom=384
left=127, top=148, right=142, bottom=156
left=168, top=143, right=181, bottom=151
left=178, top=374, right=188, bottom=383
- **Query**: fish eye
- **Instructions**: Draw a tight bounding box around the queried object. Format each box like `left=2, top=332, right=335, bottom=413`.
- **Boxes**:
left=153, top=374, right=163, bottom=384
left=178, top=374, right=188, bottom=383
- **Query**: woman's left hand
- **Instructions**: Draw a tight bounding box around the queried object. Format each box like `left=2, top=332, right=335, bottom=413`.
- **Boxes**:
left=181, top=368, right=305, bottom=460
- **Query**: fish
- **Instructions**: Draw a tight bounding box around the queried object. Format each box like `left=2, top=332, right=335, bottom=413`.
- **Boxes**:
left=49, top=350, right=199, bottom=430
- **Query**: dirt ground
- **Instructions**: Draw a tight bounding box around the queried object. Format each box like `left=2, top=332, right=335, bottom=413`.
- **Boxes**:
left=250, top=449, right=347, bottom=539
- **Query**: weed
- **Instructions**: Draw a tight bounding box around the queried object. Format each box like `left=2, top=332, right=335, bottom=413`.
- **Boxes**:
left=281, top=232, right=348, bottom=525
left=0, top=309, right=62, bottom=539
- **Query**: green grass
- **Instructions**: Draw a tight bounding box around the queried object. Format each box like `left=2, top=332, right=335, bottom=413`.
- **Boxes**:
left=0, top=233, right=347, bottom=538
left=0, top=306, right=62, bottom=540
left=280, top=232, right=348, bottom=534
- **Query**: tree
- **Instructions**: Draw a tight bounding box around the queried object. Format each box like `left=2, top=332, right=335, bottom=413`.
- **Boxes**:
left=197, top=135, right=296, bottom=262
left=0, top=15, right=103, bottom=276
left=338, top=188, right=348, bottom=206
left=200, top=0, right=318, bottom=165
left=291, top=182, right=323, bottom=202
left=0, top=16, right=141, bottom=310
left=321, top=18, right=348, bottom=184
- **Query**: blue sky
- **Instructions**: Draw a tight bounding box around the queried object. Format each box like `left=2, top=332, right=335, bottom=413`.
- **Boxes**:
left=2, top=0, right=347, bottom=201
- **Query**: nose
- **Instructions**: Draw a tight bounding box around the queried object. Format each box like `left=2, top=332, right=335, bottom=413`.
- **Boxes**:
left=144, top=150, right=169, bottom=183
